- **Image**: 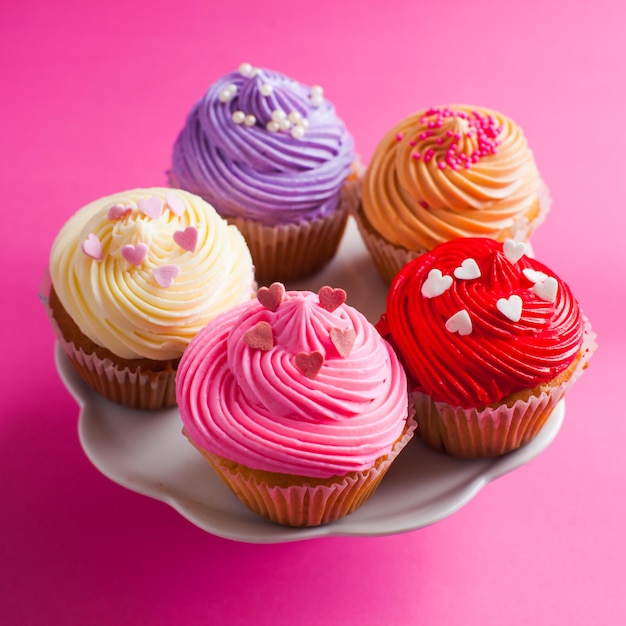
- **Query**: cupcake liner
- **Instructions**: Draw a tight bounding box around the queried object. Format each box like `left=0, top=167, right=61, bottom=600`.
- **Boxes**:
left=412, top=319, right=596, bottom=458
left=190, top=411, right=417, bottom=527
left=227, top=185, right=356, bottom=284
left=42, top=275, right=177, bottom=410
left=56, top=337, right=178, bottom=410
left=354, top=178, right=552, bottom=286
left=354, top=206, right=425, bottom=285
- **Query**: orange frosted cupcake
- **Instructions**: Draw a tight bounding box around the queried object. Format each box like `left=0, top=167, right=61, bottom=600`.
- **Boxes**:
left=378, top=237, right=594, bottom=457
left=357, top=105, right=550, bottom=283
left=46, top=188, right=255, bottom=410
left=177, top=284, right=415, bottom=527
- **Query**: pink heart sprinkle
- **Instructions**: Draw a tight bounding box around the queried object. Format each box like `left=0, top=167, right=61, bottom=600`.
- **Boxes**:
left=153, top=265, right=179, bottom=288
left=81, top=233, right=102, bottom=260
left=318, top=286, right=346, bottom=312
left=166, top=192, right=186, bottom=216
left=107, top=204, right=133, bottom=221
left=329, top=327, right=356, bottom=358
left=243, top=321, right=273, bottom=351
left=121, top=243, right=148, bottom=266
left=257, top=282, right=285, bottom=311
left=294, top=351, right=324, bottom=379
left=173, top=226, right=198, bottom=253
left=138, top=196, right=164, bottom=220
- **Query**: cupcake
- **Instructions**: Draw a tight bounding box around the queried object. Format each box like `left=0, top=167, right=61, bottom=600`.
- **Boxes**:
left=176, top=283, right=415, bottom=527
left=357, top=105, right=550, bottom=284
left=378, top=237, right=594, bottom=458
left=169, top=62, right=359, bottom=283
left=47, top=187, right=255, bottom=410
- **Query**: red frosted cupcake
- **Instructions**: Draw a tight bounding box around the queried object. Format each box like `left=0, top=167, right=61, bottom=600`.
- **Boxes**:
left=378, top=237, right=595, bottom=457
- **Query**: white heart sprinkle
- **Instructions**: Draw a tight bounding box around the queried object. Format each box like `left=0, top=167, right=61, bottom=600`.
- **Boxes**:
left=503, top=239, right=528, bottom=264
left=453, top=258, right=481, bottom=280
left=497, top=294, right=523, bottom=322
left=445, top=310, right=472, bottom=336
left=523, top=268, right=548, bottom=284
left=534, top=276, right=558, bottom=303
left=421, top=269, right=453, bottom=298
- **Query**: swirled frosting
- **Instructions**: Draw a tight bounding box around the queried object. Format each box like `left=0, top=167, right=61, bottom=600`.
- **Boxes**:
left=169, top=63, right=355, bottom=226
left=177, top=287, right=409, bottom=478
left=362, top=105, right=546, bottom=250
left=379, top=237, right=584, bottom=408
left=49, top=188, right=255, bottom=360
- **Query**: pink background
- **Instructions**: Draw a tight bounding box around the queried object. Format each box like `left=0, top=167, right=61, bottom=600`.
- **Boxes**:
left=2, top=0, right=624, bottom=624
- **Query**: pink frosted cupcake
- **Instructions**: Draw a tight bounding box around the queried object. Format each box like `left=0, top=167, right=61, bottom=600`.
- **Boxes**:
left=176, top=284, right=415, bottom=527
left=378, top=237, right=595, bottom=458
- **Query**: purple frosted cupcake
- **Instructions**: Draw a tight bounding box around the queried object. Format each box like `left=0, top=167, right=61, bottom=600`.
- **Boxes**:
left=169, top=62, right=359, bottom=283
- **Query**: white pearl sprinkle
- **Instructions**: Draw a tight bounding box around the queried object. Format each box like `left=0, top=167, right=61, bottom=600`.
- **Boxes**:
left=232, top=111, right=245, bottom=124
left=311, top=85, right=324, bottom=96
left=288, top=111, right=303, bottom=124
left=260, top=83, right=273, bottom=96
left=291, top=125, right=305, bottom=139
left=311, top=94, right=323, bottom=108
left=218, top=90, right=232, bottom=103
left=244, top=114, right=256, bottom=127
left=279, top=118, right=292, bottom=131
left=266, top=121, right=280, bottom=132
left=239, top=62, right=254, bottom=77
left=271, top=109, right=287, bottom=122
left=299, top=118, right=310, bottom=129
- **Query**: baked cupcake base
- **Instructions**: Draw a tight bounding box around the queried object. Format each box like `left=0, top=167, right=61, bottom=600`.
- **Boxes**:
left=412, top=322, right=595, bottom=458
left=47, top=287, right=178, bottom=410
left=186, top=413, right=416, bottom=528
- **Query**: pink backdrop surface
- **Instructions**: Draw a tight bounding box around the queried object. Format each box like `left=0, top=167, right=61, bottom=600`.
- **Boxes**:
left=2, top=0, right=624, bottom=624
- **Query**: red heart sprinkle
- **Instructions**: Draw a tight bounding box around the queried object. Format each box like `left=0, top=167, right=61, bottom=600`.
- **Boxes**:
left=173, top=226, right=198, bottom=252
left=329, top=327, right=356, bottom=358
left=257, top=282, right=285, bottom=311
left=294, top=351, right=324, bottom=379
left=243, top=321, right=273, bottom=351
left=318, top=286, right=346, bottom=312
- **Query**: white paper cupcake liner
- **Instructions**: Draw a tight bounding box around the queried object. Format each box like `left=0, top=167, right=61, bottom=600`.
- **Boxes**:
left=193, top=410, right=417, bottom=528
left=412, top=318, right=596, bottom=458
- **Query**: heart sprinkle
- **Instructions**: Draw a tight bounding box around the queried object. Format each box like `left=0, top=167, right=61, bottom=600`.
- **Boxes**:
left=81, top=234, right=103, bottom=260
left=503, top=239, right=528, bottom=264
left=295, top=351, right=324, bottom=379
left=121, top=243, right=148, bottom=266
left=243, top=321, right=273, bottom=351
left=138, top=196, right=164, bottom=220
left=421, top=269, right=452, bottom=298
left=523, top=268, right=548, bottom=284
left=318, top=286, right=347, bottom=312
left=166, top=192, right=186, bottom=216
left=107, top=204, right=133, bottom=221
left=153, top=265, right=179, bottom=288
left=497, top=294, right=523, bottom=322
left=173, top=227, right=198, bottom=253
left=534, top=276, right=558, bottom=303
left=329, top=327, right=356, bottom=358
left=445, top=310, right=472, bottom=336
left=453, top=258, right=481, bottom=280
left=257, top=282, right=285, bottom=311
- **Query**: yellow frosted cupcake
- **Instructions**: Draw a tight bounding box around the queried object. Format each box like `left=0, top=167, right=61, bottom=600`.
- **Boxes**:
left=46, top=187, right=255, bottom=409
left=357, top=105, right=550, bottom=283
